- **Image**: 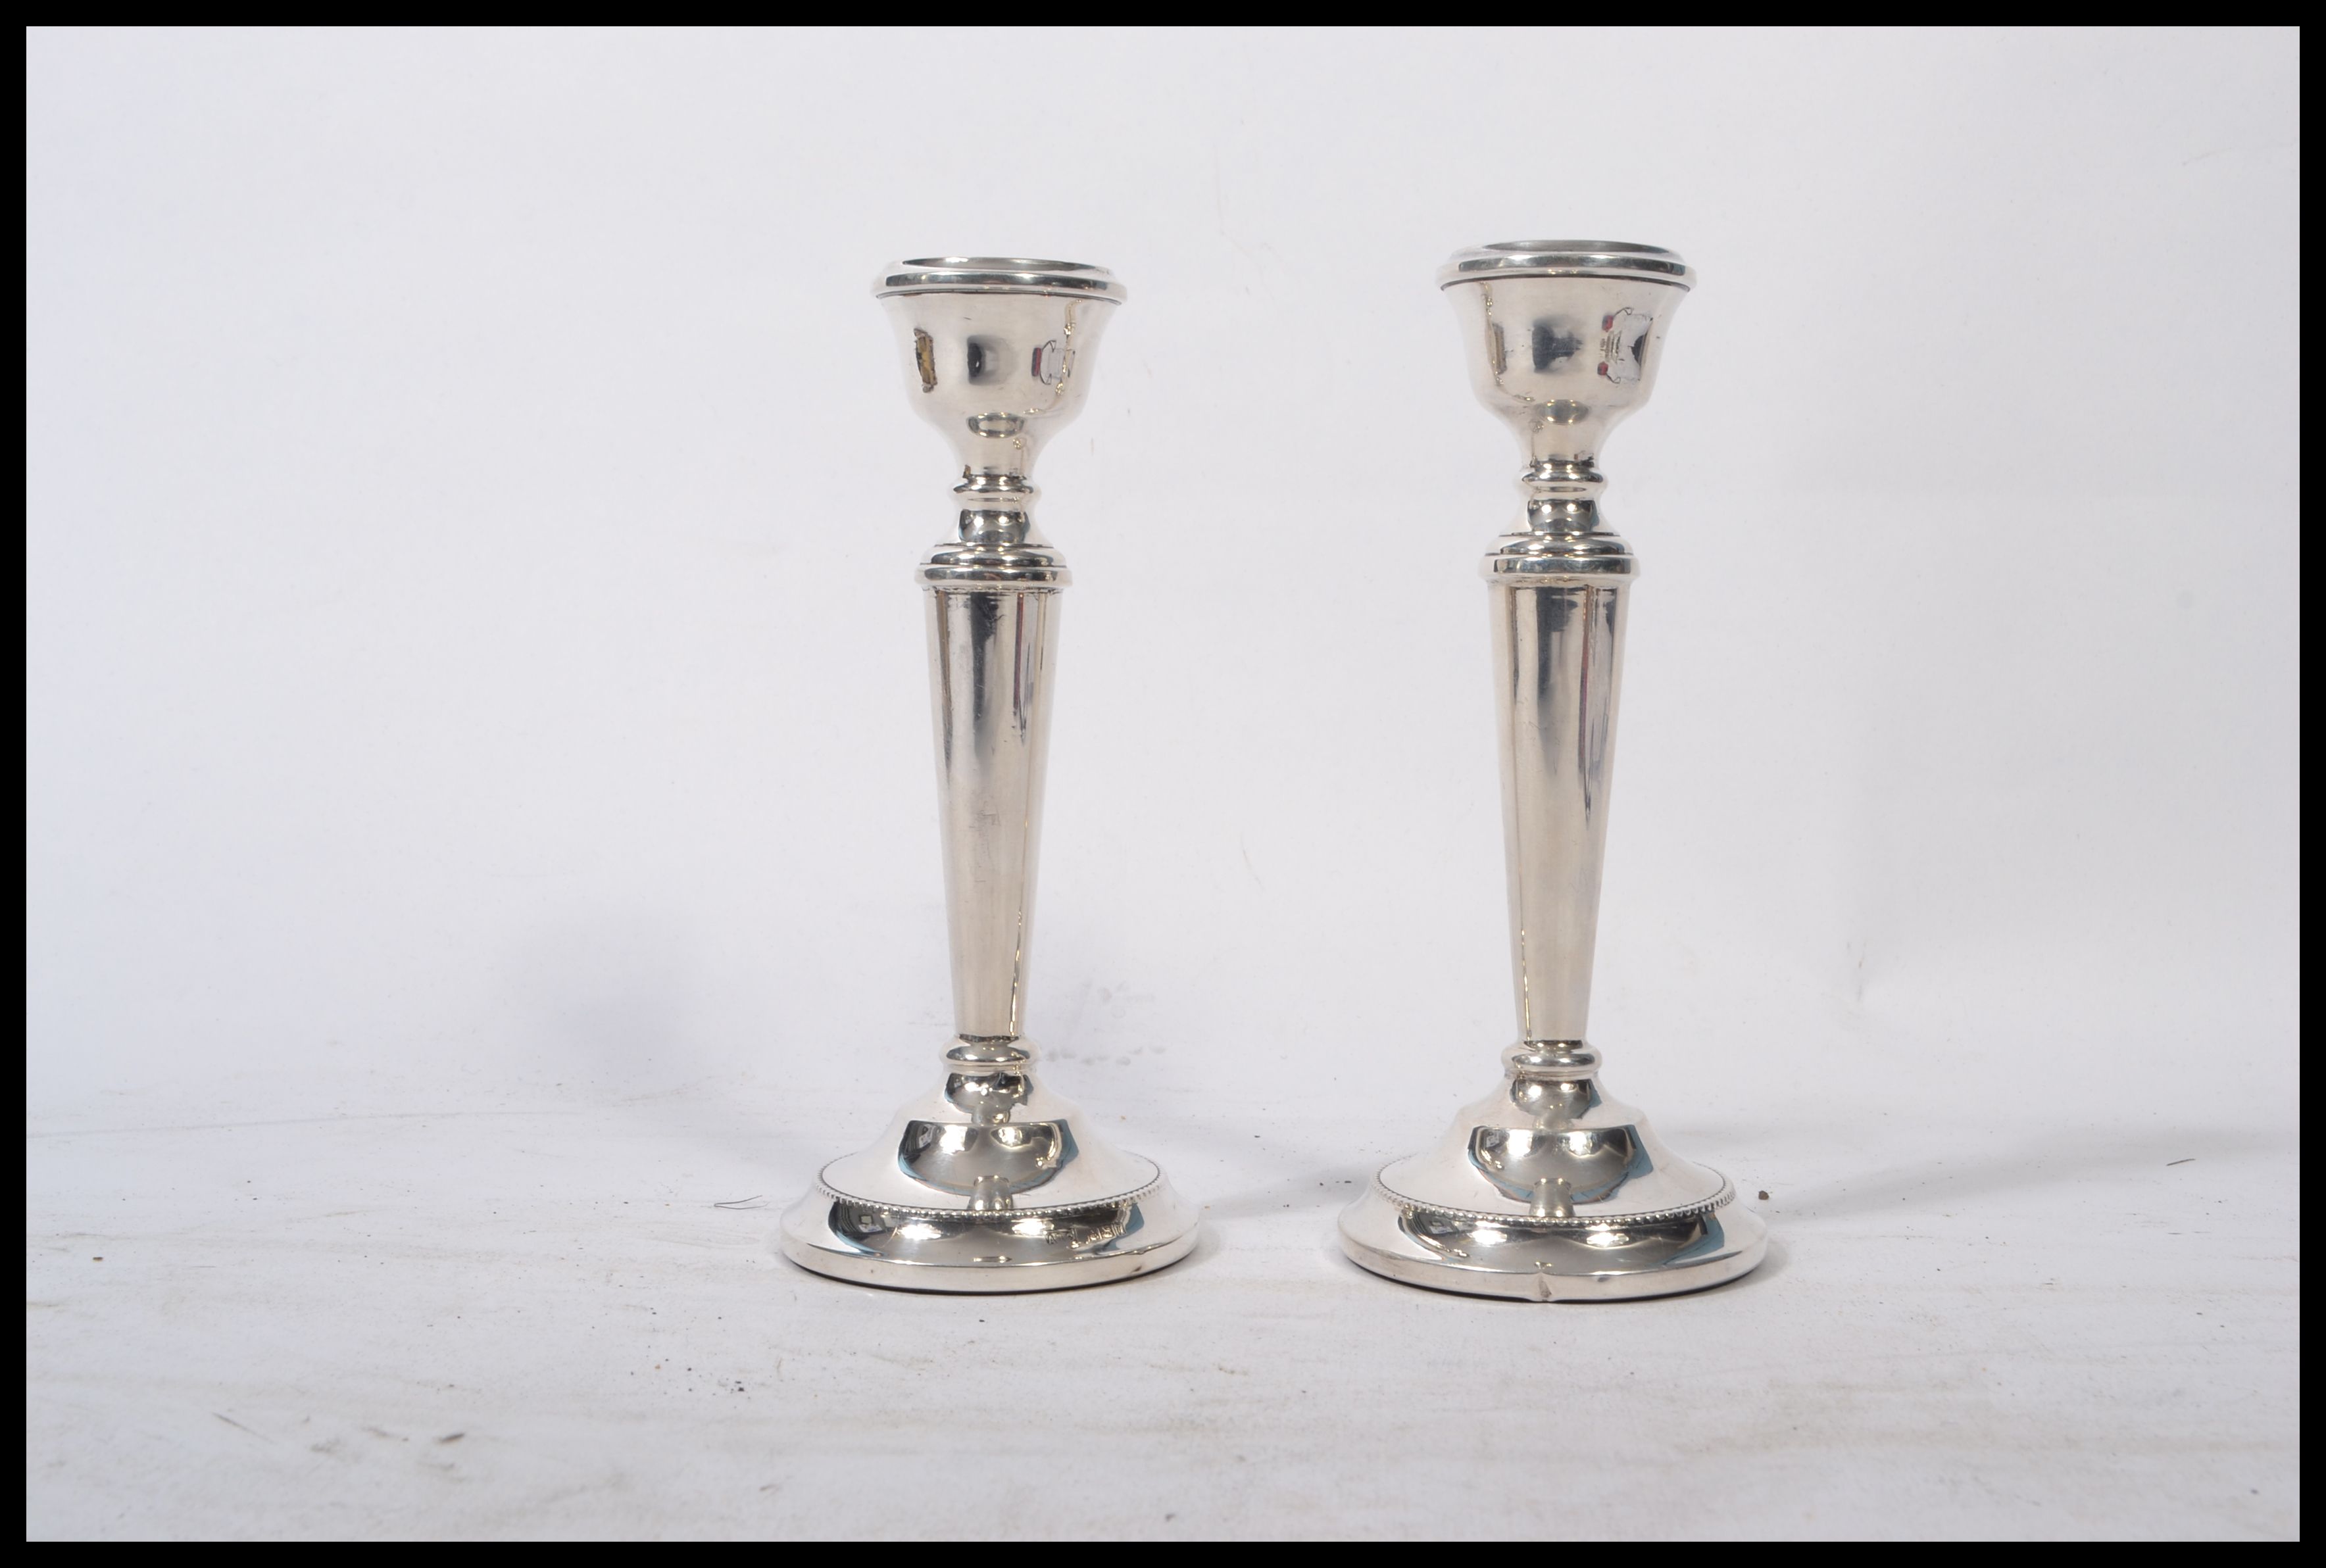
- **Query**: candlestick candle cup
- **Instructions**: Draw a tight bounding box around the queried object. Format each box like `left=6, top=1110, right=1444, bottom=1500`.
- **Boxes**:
left=1337, top=242, right=1768, bottom=1302
left=779, top=258, right=1199, bottom=1292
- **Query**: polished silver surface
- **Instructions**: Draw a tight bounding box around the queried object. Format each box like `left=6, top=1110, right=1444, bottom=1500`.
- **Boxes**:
left=1340, top=241, right=1766, bottom=1302
left=781, top=258, right=1197, bottom=1292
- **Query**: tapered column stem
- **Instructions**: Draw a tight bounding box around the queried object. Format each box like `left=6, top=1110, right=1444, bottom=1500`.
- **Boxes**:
left=926, top=579, right=1060, bottom=1042
left=1491, top=574, right=1629, bottom=1042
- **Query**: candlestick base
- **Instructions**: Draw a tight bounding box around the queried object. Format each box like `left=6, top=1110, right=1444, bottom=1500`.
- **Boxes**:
left=778, top=1037, right=1199, bottom=1292
left=1337, top=1044, right=1765, bottom=1301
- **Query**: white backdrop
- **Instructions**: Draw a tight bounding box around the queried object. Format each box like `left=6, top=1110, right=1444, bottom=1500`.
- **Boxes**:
left=27, top=28, right=2300, bottom=1541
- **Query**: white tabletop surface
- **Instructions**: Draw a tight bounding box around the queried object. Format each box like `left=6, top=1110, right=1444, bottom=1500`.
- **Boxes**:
left=26, top=1067, right=2298, bottom=1540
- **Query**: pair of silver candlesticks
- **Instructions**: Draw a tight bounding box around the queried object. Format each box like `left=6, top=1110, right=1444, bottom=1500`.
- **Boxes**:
left=777, top=243, right=1766, bottom=1303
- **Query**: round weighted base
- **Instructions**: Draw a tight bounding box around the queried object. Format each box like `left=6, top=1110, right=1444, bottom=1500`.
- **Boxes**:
left=779, top=1173, right=1199, bottom=1292
left=1338, top=1177, right=1765, bottom=1302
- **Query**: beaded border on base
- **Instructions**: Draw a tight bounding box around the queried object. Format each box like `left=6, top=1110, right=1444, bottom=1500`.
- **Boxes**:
left=1372, top=1170, right=1735, bottom=1229
left=814, top=1162, right=1165, bottom=1220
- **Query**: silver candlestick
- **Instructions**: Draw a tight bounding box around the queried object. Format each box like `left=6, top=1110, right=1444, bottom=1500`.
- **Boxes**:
left=1339, top=242, right=1767, bottom=1301
left=780, top=258, right=1199, bottom=1291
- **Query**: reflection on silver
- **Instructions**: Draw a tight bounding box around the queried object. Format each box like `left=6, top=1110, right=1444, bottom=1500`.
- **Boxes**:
left=1339, top=243, right=1768, bottom=1302
left=780, top=259, right=1197, bottom=1292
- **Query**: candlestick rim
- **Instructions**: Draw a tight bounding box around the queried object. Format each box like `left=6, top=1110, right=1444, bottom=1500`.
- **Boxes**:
left=876, top=257, right=1128, bottom=304
left=1439, top=241, right=1693, bottom=291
